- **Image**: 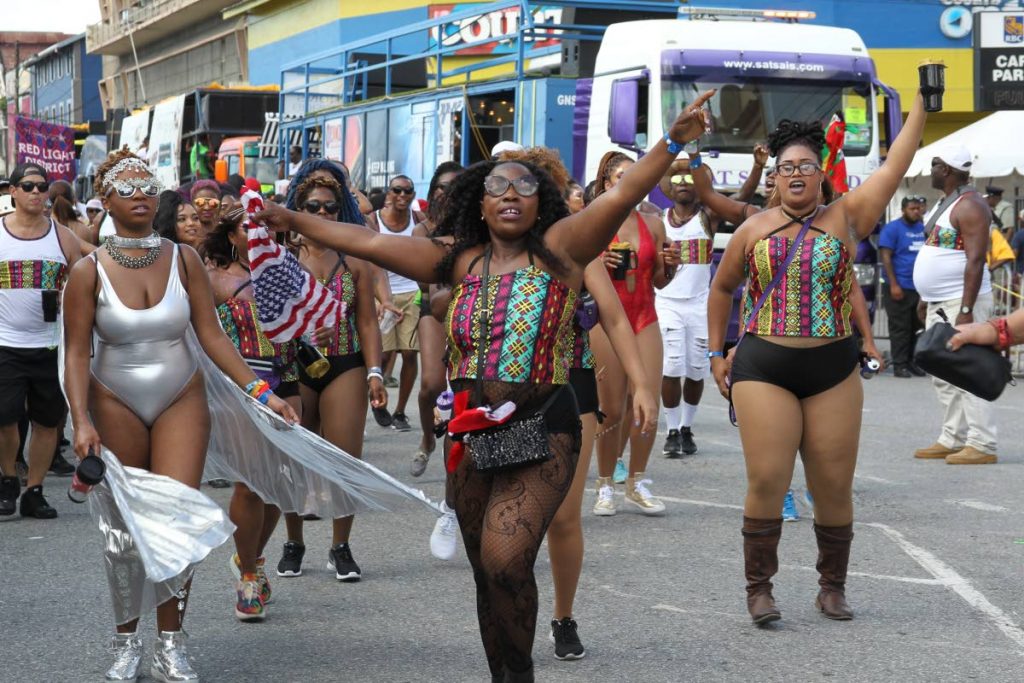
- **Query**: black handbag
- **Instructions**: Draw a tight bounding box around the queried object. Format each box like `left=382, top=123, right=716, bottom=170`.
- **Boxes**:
left=464, top=247, right=555, bottom=472
left=913, top=309, right=1015, bottom=401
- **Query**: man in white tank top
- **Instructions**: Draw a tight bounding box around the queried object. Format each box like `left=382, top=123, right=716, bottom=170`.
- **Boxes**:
left=369, top=175, right=426, bottom=432
left=0, top=164, right=82, bottom=518
left=911, top=146, right=998, bottom=465
left=652, top=160, right=720, bottom=457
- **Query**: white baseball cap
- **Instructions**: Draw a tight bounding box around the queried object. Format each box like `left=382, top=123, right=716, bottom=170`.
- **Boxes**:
left=937, top=145, right=973, bottom=172
left=86, top=198, right=103, bottom=210
left=491, top=140, right=524, bottom=158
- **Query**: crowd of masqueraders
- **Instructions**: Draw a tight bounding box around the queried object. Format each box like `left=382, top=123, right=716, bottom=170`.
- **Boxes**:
left=0, top=82, right=1020, bottom=683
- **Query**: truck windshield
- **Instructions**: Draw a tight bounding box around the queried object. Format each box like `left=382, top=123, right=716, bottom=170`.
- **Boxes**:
left=254, top=157, right=279, bottom=186
left=662, top=78, right=874, bottom=156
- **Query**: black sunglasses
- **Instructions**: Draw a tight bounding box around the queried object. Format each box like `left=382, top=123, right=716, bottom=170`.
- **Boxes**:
left=483, top=174, right=539, bottom=198
left=18, top=181, right=49, bottom=193
left=303, top=200, right=340, bottom=215
left=389, top=186, right=414, bottom=195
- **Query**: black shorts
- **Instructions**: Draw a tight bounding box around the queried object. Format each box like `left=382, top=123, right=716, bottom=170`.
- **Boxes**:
left=276, top=380, right=299, bottom=400
left=0, top=346, right=67, bottom=427
left=731, top=335, right=859, bottom=400
left=569, top=368, right=598, bottom=416
left=298, top=353, right=365, bottom=394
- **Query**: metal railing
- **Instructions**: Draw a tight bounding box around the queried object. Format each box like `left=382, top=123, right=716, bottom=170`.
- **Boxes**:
left=86, top=0, right=209, bottom=52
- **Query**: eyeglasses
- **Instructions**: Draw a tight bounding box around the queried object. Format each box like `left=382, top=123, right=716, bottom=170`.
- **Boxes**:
left=670, top=174, right=694, bottom=186
left=106, top=177, right=162, bottom=198
left=483, top=174, right=539, bottom=198
left=303, top=200, right=340, bottom=215
left=389, top=186, right=414, bottom=195
left=776, top=162, right=821, bottom=177
left=193, top=197, right=220, bottom=210
left=17, top=181, right=50, bottom=193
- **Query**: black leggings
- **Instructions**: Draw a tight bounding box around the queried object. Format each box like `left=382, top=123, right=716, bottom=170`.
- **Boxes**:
left=448, top=383, right=581, bottom=677
left=731, top=335, right=859, bottom=399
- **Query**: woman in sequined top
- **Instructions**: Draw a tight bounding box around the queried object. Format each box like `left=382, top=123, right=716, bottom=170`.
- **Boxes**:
left=707, top=91, right=927, bottom=627
left=253, top=91, right=713, bottom=682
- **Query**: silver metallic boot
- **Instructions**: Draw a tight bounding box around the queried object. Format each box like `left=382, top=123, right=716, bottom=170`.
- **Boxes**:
left=151, top=630, right=199, bottom=682
left=105, top=631, right=143, bottom=681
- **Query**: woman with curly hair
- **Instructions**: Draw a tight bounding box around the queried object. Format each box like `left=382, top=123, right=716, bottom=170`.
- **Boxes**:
left=589, top=151, right=682, bottom=518
left=202, top=208, right=306, bottom=621
left=254, top=92, right=712, bottom=681
left=708, top=90, right=927, bottom=626
left=274, top=175, right=388, bottom=583
left=154, top=190, right=202, bottom=249
left=62, top=148, right=296, bottom=680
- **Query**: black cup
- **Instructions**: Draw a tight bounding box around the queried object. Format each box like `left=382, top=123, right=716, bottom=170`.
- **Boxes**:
left=919, top=61, right=946, bottom=113
left=41, top=289, right=59, bottom=322
left=610, top=246, right=634, bottom=281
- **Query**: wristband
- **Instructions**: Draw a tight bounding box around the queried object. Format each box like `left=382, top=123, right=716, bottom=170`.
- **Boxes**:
left=663, top=133, right=684, bottom=155
left=368, top=366, right=383, bottom=376
left=367, top=371, right=385, bottom=383
left=988, top=318, right=1013, bottom=351
left=707, top=350, right=724, bottom=359
left=690, top=153, right=703, bottom=170
left=245, top=379, right=270, bottom=398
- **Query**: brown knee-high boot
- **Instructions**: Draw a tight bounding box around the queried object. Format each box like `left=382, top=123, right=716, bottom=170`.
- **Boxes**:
left=742, top=516, right=783, bottom=625
left=814, top=523, right=854, bottom=620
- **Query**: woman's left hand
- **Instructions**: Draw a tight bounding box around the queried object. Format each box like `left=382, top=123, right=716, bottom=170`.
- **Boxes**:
left=631, top=386, right=659, bottom=436
left=368, top=376, right=388, bottom=408
left=948, top=321, right=997, bottom=351
left=667, top=89, right=717, bottom=145
left=660, top=243, right=681, bottom=270
left=311, top=325, right=335, bottom=346
left=862, top=340, right=886, bottom=371
left=266, top=394, right=299, bottom=425
left=252, top=202, right=295, bottom=233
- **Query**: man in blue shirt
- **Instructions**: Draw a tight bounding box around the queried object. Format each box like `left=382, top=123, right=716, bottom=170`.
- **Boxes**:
left=880, top=196, right=928, bottom=377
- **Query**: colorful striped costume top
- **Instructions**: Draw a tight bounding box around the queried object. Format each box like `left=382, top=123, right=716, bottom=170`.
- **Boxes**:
left=0, top=218, right=69, bottom=348
left=317, top=266, right=360, bottom=357
left=0, top=259, right=67, bottom=290
left=742, top=230, right=853, bottom=338
left=679, top=237, right=714, bottom=264
left=217, top=296, right=298, bottom=382
left=446, top=263, right=577, bottom=384
left=924, top=223, right=964, bottom=251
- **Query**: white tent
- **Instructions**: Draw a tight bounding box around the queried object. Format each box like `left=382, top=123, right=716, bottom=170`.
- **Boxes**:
left=907, top=111, right=1024, bottom=178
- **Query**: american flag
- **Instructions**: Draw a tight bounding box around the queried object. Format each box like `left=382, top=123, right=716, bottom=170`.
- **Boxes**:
left=242, top=189, right=341, bottom=342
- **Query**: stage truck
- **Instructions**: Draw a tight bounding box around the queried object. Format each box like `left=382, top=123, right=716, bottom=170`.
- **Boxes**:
left=279, top=2, right=901, bottom=333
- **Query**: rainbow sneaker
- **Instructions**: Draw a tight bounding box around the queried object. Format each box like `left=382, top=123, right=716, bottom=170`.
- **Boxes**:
left=230, top=552, right=272, bottom=604
left=235, top=574, right=266, bottom=622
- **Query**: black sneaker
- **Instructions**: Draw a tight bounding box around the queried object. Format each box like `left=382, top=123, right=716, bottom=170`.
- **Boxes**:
left=680, top=427, right=697, bottom=455
left=372, top=406, right=393, bottom=427
left=908, top=362, right=928, bottom=377
left=391, top=412, right=411, bottom=432
left=49, top=449, right=75, bottom=477
left=663, top=429, right=682, bottom=458
left=893, top=365, right=912, bottom=378
left=550, top=618, right=585, bottom=660
left=328, top=542, right=361, bottom=581
left=207, top=478, right=232, bottom=488
left=277, top=541, right=306, bottom=577
left=19, top=485, right=57, bottom=519
left=0, top=476, right=19, bottom=516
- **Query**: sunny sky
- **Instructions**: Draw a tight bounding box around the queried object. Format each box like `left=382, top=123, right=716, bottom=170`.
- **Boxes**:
left=6, top=0, right=102, bottom=35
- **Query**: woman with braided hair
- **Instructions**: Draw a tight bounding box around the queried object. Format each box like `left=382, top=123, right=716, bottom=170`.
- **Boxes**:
left=252, top=91, right=712, bottom=682
left=708, top=90, right=927, bottom=626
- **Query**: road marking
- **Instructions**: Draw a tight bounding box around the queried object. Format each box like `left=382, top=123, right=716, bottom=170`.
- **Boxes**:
left=584, top=488, right=743, bottom=510
left=28, top=536, right=43, bottom=540
left=866, top=522, right=1024, bottom=655
left=854, top=473, right=898, bottom=485
left=948, top=500, right=1010, bottom=513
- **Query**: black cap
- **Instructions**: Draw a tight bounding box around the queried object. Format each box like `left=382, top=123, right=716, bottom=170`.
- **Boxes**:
left=9, top=163, right=48, bottom=186
left=985, top=185, right=1004, bottom=195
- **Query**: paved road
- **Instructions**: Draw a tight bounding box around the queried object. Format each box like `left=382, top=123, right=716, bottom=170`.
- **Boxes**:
left=2, top=370, right=1023, bottom=682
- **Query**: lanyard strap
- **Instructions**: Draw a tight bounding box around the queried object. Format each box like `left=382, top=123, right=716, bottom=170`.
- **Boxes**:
left=473, top=247, right=492, bottom=406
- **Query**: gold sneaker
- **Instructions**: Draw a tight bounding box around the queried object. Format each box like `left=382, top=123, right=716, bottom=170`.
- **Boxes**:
left=913, top=442, right=960, bottom=459
left=592, top=477, right=617, bottom=516
left=624, top=473, right=666, bottom=515
left=945, top=446, right=997, bottom=465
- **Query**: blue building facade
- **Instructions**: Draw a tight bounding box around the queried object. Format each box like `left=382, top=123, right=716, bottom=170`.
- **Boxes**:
left=27, top=33, right=104, bottom=126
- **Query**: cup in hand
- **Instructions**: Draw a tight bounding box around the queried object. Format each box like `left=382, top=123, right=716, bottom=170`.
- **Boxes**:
left=918, top=60, right=946, bottom=113
left=609, top=243, right=635, bottom=281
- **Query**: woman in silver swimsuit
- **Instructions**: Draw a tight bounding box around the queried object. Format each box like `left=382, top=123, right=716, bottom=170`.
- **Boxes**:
left=62, top=149, right=297, bottom=683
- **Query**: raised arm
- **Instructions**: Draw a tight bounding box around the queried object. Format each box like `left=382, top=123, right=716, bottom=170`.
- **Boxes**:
left=63, top=258, right=101, bottom=459
left=691, top=160, right=756, bottom=225
left=255, top=203, right=450, bottom=283
left=551, top=90, right=715, bottom=266
left=734, top=144, right=769, bottom=202
left=842, top=92, right=927, bottom=239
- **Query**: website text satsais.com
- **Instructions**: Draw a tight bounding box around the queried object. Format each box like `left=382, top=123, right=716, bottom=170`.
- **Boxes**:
left=721, top=60, right=826, bottom=73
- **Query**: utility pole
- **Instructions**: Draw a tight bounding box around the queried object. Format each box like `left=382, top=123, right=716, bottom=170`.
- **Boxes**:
left=125, top=11, right=147, bottom=105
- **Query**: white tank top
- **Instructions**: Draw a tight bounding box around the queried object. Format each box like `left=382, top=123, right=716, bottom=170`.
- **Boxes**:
left=656, top=207, right=712, bottom=300
left=377, top=209, right=420, bottom=294
left=0, top=218, right=68, bottom=348
left=913, top=193, right=992, bottom=303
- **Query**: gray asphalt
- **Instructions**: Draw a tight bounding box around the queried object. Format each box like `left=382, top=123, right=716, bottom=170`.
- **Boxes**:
left=2, top=366, right=1023, bottom=682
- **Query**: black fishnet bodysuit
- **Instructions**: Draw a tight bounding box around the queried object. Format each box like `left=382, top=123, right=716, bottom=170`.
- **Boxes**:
left=448, top=380, right=581, bottom=677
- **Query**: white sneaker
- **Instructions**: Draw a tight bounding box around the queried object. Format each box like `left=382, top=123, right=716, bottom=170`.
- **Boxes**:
left=624, top=473, right=666, bottom=515
left=430, top=503, right=459, bottom=560
left=592, top=477, right=617, bottom=516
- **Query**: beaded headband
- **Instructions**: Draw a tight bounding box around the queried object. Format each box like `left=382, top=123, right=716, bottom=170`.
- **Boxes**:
left=101, top=157, right=156, bottom=191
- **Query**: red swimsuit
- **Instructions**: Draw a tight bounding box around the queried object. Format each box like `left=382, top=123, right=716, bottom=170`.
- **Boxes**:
left=610, top=212, right=658, bottom=334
